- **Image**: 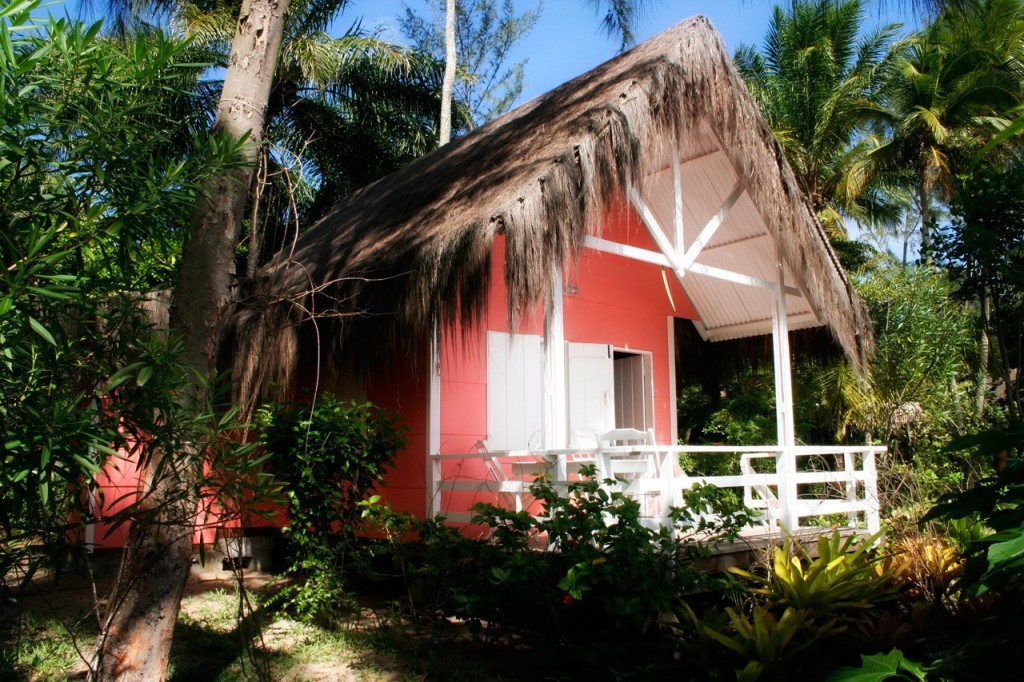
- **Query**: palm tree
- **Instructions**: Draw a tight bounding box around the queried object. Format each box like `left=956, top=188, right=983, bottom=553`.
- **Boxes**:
left=860, top=0, right=1024, bottom=252
left=735, top=0, right=905, bottom=238
left=584, top=0, right=662, bottom=52
left=177, top=0, right=455, bottom=272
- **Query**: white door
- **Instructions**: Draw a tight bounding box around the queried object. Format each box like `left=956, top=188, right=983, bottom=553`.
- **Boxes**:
left=566, top=342, right=615, bottom=445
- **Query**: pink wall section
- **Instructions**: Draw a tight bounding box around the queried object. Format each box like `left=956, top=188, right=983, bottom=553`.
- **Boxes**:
left=366, top=348, right=431, bottom=517
left=87, top=437, right=278, bottom=550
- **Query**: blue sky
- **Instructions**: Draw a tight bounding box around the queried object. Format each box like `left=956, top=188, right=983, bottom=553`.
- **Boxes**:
left=347, top=0, right=920, bottom=106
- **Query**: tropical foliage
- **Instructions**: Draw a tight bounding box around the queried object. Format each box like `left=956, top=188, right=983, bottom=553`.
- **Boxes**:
left=169, top=0, right=456, bottom=273
left=735, top=0, right=904, bottom=236
left=861, top=0, right=1024, bottom=250
left=256, top=395, right=405, bottom=623
left=400, top=0, right=540, bottom=127
left=0, top=1, right=242, bottom=584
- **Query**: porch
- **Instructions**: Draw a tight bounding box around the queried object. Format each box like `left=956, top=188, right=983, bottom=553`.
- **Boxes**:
left=428, top=443, right=883, bottom=537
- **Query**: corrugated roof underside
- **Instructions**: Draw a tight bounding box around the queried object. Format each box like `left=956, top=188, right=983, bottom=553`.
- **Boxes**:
left=641, top=146, right=820, bottom=340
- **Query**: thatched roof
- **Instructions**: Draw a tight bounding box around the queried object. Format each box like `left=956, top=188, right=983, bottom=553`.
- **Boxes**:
left=224, top=16, right=873, bottom=407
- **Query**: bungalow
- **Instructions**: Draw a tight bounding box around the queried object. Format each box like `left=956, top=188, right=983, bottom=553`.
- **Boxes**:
left=221, top=16, right=880, bottom=537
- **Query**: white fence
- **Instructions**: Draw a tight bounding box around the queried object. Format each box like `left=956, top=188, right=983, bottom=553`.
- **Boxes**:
left=428, top=444, right=883, bottom=534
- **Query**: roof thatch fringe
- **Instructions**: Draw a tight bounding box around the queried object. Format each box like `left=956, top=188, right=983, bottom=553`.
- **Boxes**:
left=222, top=16, right=873, bottom=415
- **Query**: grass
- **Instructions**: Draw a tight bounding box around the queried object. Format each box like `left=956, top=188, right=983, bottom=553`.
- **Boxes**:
left=2, top=567, right=687, bottom=681
left=0, top=581, right=397, bottom=682
left=0, top=612, right=97, bottom=681
left=0, top=579, right=533, bottom=681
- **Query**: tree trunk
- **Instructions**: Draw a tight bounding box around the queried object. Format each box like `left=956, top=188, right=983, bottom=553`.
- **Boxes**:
left=975, top=287, right=991, bottom=419
left=439, top=0, right=457, bottom=145
left=918, top=167, right=932, bottom=258
left=90, top=1, right=291, bottom=679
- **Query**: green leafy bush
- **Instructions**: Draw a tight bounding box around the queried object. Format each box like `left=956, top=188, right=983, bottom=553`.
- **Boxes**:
left=925, top=426, right=1024, bottom=593
left=827, top=649, right=928, bottom=682
left=680, top=602, right=843, bottom=682
left=397, top=469, right=755, bottom=647
left=0, top=0, right=242, bottom=587
left=729, top=532, right=895, bottom=616
left=257, top=396, right=405, bottom=623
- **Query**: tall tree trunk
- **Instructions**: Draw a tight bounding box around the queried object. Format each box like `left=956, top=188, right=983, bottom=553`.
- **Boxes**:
left=918, top=168, right=932, bottom=258
left=975, top=287, right=991, bottom=419
left=439, top=0, right=457, bottom=145
left=90, top=1, right=291, bottom=679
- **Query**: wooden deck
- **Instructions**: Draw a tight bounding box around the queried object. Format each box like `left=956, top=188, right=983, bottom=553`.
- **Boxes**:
left=696, top=526, right=871, bottom=573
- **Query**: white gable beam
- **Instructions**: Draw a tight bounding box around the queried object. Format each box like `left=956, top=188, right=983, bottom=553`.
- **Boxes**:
left=583, top=235, right=670, bottom=267
left=689, top=262, right=801, bottom=297
left=679, top=182, right=745, bottom=271
left=627, top=185, right=689, bottom=284
left=584, top=234, right=802, bottom=300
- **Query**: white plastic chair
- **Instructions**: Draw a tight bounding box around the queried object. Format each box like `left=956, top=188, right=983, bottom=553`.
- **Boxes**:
left=596, top=428, right=659, bottom=518
left=553, top=431, right=600, bottom=482
left=477, top=440, right=535, bottom=513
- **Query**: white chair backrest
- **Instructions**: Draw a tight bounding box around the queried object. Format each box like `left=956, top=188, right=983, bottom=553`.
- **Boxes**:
left=597, top=428, right=655, bottom=448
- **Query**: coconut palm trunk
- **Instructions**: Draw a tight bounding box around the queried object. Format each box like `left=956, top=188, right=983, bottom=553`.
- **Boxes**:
left=439, top=0, right=457, bottom=144
left=90, top=1, right=291, bottom=679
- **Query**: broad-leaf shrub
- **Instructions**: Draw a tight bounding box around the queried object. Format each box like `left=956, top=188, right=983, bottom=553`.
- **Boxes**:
left=729, top=532, right=895, bottom=615
left=256, top=396, right=404, bottom=622
left=826, top=649, right=928, bottom=682
left=402, top=468, right=756, bottom=645
left=925, top=427, right=1024, bottom=593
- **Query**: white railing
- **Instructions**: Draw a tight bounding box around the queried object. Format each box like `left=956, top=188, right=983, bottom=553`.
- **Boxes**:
left=428, top=444, right=884, bottom=534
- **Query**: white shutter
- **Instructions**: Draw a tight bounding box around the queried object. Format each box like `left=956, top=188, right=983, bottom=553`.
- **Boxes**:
left=487, top=332, right=544, bottom=450
left=566, top=342, right=615, bottom=444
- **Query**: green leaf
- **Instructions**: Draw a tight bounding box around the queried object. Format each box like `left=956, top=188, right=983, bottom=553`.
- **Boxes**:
left=0, top=0, right=41, bottom=21
left=827, top=649, right=927, bottom=682
left=26, top=285, right=72, bottom=300
left=28, top=316, right=56, bottom=345
left=102, top=363, right=143, bottom=393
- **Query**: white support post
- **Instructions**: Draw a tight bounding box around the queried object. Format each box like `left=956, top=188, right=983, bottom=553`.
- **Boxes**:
left=772, top=246, right=799, bottom=530
left=545, top=269, right=568, bottom=449
left=844, top=449, right=859, bottom=527
left=84, top=488, right=96, bottom=553
left=863, top=448, right=881, bottom=533
left=426, top=326, right=442, bottom=517
left=667, top=316, right=678, bottom=445
left=772, top=263, right=796, bottom=448
left=85, top=399, right=99, bottom=553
